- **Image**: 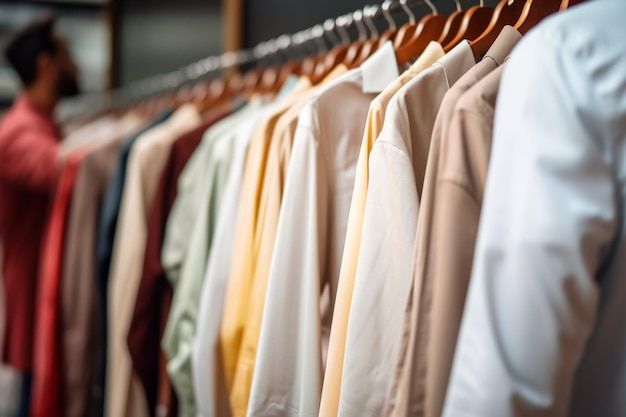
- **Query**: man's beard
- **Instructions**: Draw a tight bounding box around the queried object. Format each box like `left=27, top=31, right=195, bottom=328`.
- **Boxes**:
left=57, top=70, right=80, bottom=98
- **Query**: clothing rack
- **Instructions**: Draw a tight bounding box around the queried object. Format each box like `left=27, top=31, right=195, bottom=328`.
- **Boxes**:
left=59, top=0, right=442, bottom=119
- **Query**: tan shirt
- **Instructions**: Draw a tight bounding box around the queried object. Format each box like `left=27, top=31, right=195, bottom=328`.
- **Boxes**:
left=427, top=64, right=507, bottom=417
left=319, top=41, right=444, bottom=417
left=444, top=5, right=626, bottom=414
left=386, top=27, right=521, bottom=417
left=61, top=113, right=146, bottom=417
left=337, top=41, right=476, bottom=417
left=105, top=105, right=201, bottom=417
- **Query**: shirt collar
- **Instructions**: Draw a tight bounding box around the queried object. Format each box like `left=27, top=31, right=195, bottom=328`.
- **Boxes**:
left=15, top=94, right=54, bottom=120
left=402, top=41, right=445, bottom=73
left=165, top=103, right=201, bottom=132
left=435, top=40, right=477, bottom=88
left=361, top=41, right=400, bottom=94
left=483, top=26, right=522, bottom=66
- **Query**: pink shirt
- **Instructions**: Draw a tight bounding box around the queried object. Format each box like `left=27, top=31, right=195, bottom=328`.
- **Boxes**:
left=0, top=94, right=60, bottom=371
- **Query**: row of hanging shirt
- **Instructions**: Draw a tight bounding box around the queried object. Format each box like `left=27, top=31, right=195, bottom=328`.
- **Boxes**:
left=15, top=0, right=626, bottom=417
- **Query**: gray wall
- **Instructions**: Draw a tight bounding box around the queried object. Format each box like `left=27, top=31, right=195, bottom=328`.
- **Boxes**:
left=243, top=0, right=501, bottom=47
left=118, top=0, right=222, bottom=85
left=117, top=0, right=503, bottom=85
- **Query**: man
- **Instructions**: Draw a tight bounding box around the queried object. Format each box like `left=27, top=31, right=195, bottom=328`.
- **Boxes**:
left=0, top=13, right=80, bottom=415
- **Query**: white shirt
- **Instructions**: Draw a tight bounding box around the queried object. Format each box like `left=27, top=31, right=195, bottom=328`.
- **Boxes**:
left=338, top=41, right=475, bottom=417
left=192, top=106, right=266, bottom=417
left=443, top=2, right=626, bottom=417
left=247, top=43, right=400, bottom=417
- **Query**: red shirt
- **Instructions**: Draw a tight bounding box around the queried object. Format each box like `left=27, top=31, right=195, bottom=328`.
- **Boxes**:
left=0, top=94, right=60, bottom=371
left=31, top=151, right=84, bottom=417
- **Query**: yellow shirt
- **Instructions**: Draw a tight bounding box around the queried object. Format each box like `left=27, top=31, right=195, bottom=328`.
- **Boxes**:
left=220, top=66, right=347, bottom=416
left=318, top=42, right=444, bottom=417
left=222, top=66, right=349, bottom=417
left=220, top=78, right=311, bottom=393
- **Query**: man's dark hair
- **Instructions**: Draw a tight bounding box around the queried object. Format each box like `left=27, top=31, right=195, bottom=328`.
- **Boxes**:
left=4, top=14, right=58, bottom=86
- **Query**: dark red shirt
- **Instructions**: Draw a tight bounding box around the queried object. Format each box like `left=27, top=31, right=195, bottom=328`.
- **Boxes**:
left=0, top=94, right=60, bottom=371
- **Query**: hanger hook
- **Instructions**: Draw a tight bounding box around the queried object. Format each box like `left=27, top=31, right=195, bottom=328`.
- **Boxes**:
left=335, top=15, right=352, bottom=45
left=353, top=10, right=367, bottom=42
left=323, top=18, right=342, bottom=45
left=479, top=0, right=484, bottom=6
left=298, top=28, right=316, bottom=57
left=364, top=5, right=380, bottom=38
left=276, top=34, right=293, bottom=62
left=453, top=0, right=462, bottom=11
left=399, top=0, right=416, bottom=25
left=382, top=0, right=397, bottom=31
left=290, top=31, right=306, bottom=58
left=424, top=0, right=438, bottom=14
left=311, top=24, right=328, bottom=54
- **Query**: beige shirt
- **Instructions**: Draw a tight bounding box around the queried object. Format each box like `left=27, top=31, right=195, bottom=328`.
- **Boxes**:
left=247, top=42, right=400, bottom=417
left=61, top=112, right=146, bottom=417
left=385, top=27, right=521, bottom=417
left=318, top=41, right=444, bottom=417
left=427, top=64, right=507, bottom=417
left=337, top=41, right=476, bottom=417
left=105, top=105, right=201, bottom=417
left=444, top=4, right=626, bottom=414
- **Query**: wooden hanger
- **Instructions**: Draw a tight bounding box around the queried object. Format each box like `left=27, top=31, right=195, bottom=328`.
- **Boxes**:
left=195, top=73, right=237, bottom=111
left=307, top=17, right=351, bottom=83
left=270, top=60, right=302, bottom=93
left=443, top=3, right=494, bottom=52
left=340, top=12, right=367, bottom=68
left=242, top=67, right=264, bottom=93
left=394, top=0, right=427, bottom=49
left=297, top=26, right=327, bottom=80
left=514, top=0, right=561, bottom=35
left=470, top=0, right=526, bottom=58
left=559, top=0, right=586, bottom=12
left=396, top=0, right=448, bottom=66
left=437, top=8, right=465, bottom=46
left=172, top=84, right=194, bottom=109
left=258, top=36, right=304, bottom=93
left=352, top=6, right=382, bottom=68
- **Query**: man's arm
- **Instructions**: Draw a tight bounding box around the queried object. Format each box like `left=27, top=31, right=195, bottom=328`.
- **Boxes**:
left=0, top=127, right=62, bottom=192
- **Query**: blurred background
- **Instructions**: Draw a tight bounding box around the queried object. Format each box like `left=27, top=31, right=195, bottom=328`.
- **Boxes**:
left=0, top=0, right=500, bottom=114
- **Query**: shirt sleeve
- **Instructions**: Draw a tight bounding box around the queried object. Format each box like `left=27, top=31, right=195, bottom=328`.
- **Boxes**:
left=442, top=31, right=618, bottom=417
left=247, top=120, right=327, bottom=417
left=162, top=137, right=232, bottom=417
left=160, top=141, right=207, bottom=286
left=0, top=127, right=60, bottom=192
left=338, top=139, right=419, bottom=417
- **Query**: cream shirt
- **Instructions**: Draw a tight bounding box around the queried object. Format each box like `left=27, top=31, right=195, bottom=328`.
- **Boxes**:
left=338, top=41, right=475, bottom=417
left=105, top=105, right=201, bottom=417
left=319, top=41, right=444, bottom=417
left=247, top=42, right=401, bottom=417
